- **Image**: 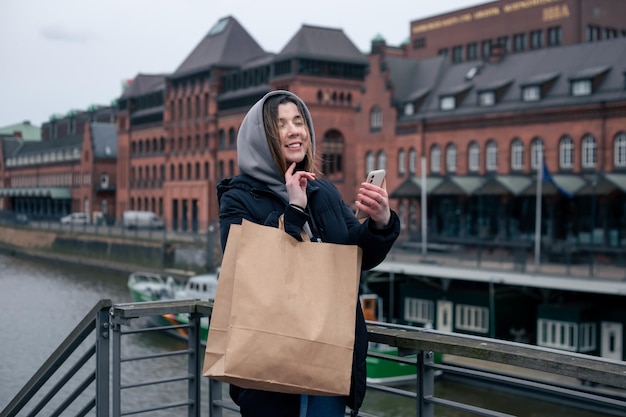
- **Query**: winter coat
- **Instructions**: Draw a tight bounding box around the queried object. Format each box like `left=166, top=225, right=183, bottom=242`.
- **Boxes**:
left=217, top=173, right=400, bottom=417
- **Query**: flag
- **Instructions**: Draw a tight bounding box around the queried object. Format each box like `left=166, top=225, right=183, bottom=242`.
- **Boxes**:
left=542, top=161, right=573, bottom=198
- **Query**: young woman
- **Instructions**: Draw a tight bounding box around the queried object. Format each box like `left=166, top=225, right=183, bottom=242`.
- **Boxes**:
left=217, top=90, right=400, bottom=417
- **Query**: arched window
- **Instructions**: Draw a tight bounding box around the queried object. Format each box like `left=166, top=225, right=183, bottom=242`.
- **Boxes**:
left=486, top=141, right=497, bottom=172
left=559, top=135, right=574, bottom=169
left=409, top=148, right=417, bottom=175
left=430, top=145, right=441, bottom=174
left=581, top=134, right=597, bottom=168
left=229, top=128, right=237, bottom=148
left=615, top=132, right=626, bottom=167
left=531, top=137, right=544, bottom=170
left=511, top=139, right=524, bottom=170
left=377, top=150, right=387, bottom=170
left=398, top=149, right=406, bottom=175
left=446, top=143, right=457, bottom=173
left=321, top=130, right=344, bottom=178
left=370, top=106, right=382, bottom=130
left=365, top=151, right=375, bottom=175
left=468, top=142, right=480, bottom=172
left=219, top=129, right=226, bottom=148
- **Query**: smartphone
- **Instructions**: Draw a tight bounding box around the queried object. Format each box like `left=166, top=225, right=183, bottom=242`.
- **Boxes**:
left=356, top=169, right=386, bottom=219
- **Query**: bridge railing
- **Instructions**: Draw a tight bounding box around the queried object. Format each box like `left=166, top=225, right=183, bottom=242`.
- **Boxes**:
left=2, top=299, right=625, bottom=417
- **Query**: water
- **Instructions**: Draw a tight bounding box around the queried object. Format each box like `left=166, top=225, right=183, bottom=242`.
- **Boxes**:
left=0, top=253, right=617, bottom=417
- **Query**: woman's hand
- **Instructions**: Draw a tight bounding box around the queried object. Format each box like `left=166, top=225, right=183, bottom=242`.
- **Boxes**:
left=285, top=162, right=315, bottom=208
left=355, top=182, right=391, bottom=228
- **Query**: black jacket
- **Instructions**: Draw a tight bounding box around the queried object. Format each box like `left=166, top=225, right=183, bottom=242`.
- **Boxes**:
left=217, top=174, right=400, bottom=417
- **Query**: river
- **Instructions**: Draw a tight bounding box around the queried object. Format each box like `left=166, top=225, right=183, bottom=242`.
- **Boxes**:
left=0, top=252, right=616, bottom=417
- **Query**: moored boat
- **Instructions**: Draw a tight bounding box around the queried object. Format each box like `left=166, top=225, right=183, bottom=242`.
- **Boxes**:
left=127, top=271, right=181, bottom=302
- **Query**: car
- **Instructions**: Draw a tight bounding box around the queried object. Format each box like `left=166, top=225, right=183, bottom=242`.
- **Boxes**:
left=60, top=212, right=89, bottom=225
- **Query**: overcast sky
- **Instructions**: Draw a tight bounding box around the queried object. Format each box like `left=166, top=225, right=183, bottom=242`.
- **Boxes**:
left=0, top=0, right=481, bottom=128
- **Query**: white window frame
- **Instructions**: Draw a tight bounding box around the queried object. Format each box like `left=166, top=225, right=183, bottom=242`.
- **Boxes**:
left=486, top=141, right=498, bottom=172
left=468, top=142, right=480, bottom=172
left=479, top=91, right=495, bottom=106
left=455, top=304, right=489, bottom=333
left=579, top=323, right=597, bottom=352
left=572, top=79, right=592, bottom=96
left=538, top=319, right=577, bottom=351
left=511, top=140, right=524, bottom=170
left=559, top=136, right=574, bottom=169
left=409, top=148, right=417, bottom=175
left=370, top=107, right=382, bottom=130
left=582, top=135, right=597, bottom=168
left=430, top=145, right=441, bottom=174
left=398, top=149, right=406, bottom=175
left=404, top=297, right=435, bottom=325
left=404, top=102, right=414, bottom=116
left=531, top=138, right=544, bottom=170
left=614, top=133, right=626, bottom=167
left=522, top=85, right=540, bottom=102
left=365, top=151, right=375, bottom=174
left=377, top=150, right=387, bottom=170
left=446, top=144, right=457, bottom=173
left=440, top=96, right=456, bottom=111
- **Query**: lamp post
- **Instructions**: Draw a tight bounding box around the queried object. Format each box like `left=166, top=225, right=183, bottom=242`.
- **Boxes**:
left=589, top=174, right=597, bottom=278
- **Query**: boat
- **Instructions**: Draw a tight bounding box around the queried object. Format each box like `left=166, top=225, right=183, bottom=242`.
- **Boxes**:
left=128, top=272, right=424, bottom=385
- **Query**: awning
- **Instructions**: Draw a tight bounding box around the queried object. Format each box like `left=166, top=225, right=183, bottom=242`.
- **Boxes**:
left=431, top=176, right=485, bottom=195
left=521, top=174, right=587, bottom=197
left=603, top=173, right=626, bottom=193
left=0, top=187, right=71, bottom=199
left=475, top=176, right=532, bottom=196
left=389, top=176, right=443, bottom=199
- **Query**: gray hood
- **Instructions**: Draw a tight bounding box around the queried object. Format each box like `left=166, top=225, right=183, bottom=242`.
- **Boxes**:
left=236, top=90, right=316, bottom=203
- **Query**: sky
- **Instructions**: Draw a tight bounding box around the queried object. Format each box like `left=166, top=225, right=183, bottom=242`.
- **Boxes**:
left=0, top=0, right=482, bottom=129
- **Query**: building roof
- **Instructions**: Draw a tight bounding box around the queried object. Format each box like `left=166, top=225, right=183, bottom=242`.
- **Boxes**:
left=120, top=74, right=167, bottom=99
left=173, top=16, right=267, bottom=78
left=91, top=123, right=117, bottom=158
left=392, top=37, right=626, bottom=120
left=0, top=121, right=41, bottom=141
left=276, top=24, right=368, bottom=64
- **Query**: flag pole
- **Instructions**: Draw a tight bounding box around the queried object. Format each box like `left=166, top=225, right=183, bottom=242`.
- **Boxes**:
left=534, top=155, right=543, bottom=272
left=421, top=156, right=427, bottom=255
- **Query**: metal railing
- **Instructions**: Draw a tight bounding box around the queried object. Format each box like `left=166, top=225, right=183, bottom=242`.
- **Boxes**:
left=2, top=299, right=626, bottom=417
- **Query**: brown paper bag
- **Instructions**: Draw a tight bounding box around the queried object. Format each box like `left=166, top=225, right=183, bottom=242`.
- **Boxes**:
left=203, top=219, right=362, bottom=396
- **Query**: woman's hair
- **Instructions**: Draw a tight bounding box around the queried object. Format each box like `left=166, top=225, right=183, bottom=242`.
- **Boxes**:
left=262, top=93, right=317, bottom=175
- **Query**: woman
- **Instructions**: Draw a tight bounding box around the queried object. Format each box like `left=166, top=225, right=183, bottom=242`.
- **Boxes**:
left=217, top=90, right=400, bottom=417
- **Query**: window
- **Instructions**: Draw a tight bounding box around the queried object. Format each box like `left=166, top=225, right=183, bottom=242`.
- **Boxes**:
left=522, top=85, right=541, bottom=101
left=365, top=151, right=375, bottom=174
left=538, top=319, right=577, bottom=351
left=398, top=149, right=406, bottom=175
left=377, top=151, right=387, bottom=170
left=430, top=145, right=441, bottom=174
left=513, top=33, right=526, bottom=52
left=530, top=30, right=543, bottom=49
left=468, top=142, right=480, bottom=172
left=511, top=139, right=524, bottom=170
left=446, top=143, right=457, bottom=173
left=486, top=141, right=498, bottom=172
left=531, top=138, right=544, bottom=170
left=452, top=45, right=463, bottom=63
left=605, top=28, right=618, bottom=39
left=404, top=102, right=414, bottom=116
left=455, top=304, right=489, bottom=333
left=497, top=36, right=509, bottom=53
left=579, top=323, right=597, bottom=352
left=571, top=80, right=592, bottom=96
left=615, top=133, right=626, bottom=167
left=370, top=106, right=382, bottom=130
left=586, top=25, right=600, bottom=42
left=440, top=96, right=455, bottom=110
left=582, top=135, right=597, bottom=168
left=409, top=148, right=417, bottom=175
left=559, top=135, right=574, bottom=169
left=547, top=26, right=562, bottom=46
left=481, top=39, right=492, bottom=58
left=219, top=129, right=226, bottom=148
left=479, top=91, right=495, bottom=106
left=466, top=42, right=478, bottom=60
left=404, top=298, right=434, bottom=325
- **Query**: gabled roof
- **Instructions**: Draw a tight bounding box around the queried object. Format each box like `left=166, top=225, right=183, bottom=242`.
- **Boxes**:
left=276, top=25, right=368, bottom=64
left=173, top=16, right=267, bottom=78
left=121, top=74, right=167, bottom=99
left=386, top=55, right=446, bottom=105
left=0, top=121, right=41, bottom=141
left=91, top=123, right=117, bottom=158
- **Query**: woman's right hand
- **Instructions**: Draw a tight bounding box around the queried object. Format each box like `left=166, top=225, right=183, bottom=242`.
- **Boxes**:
left=285, top=162, right=315, bottom=208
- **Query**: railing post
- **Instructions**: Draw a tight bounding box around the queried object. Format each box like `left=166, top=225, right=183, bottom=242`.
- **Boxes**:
left=208, top=379, right=223, bottom=417
left=188, top=312, right=202, bottom=417
left=416, top=350, right=435, bottom=417
left=111, top=312, right=122, bottom=417
left=95, top=308, right=110, bottom=417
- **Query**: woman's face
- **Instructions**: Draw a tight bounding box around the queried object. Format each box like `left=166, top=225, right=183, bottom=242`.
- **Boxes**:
left=277, top=102, right=309, bottom=165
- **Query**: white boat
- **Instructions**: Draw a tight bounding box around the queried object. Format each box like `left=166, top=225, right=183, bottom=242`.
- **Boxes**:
left=127, top=271, right=180, bottom=302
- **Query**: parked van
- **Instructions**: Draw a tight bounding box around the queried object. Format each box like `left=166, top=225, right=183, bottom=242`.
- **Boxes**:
left=122, top=211, right=165, bottom=230
left=60, top=212, right=89, bottom=225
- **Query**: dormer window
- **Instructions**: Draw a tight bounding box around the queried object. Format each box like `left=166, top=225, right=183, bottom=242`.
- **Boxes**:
left=479, top=91, right=495, bottom=106
left=522, top=85, right=541, bottom=102
left=571, top=80, right=592, bottom=96
left=440, top=96, right=456, bottom=110
left=404, top=102, right=415, bottom=116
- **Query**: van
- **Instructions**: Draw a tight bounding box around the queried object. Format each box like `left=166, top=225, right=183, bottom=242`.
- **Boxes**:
left=60, top=212, right=89, bottom=225
left=122, top=211, right=165, bottom=230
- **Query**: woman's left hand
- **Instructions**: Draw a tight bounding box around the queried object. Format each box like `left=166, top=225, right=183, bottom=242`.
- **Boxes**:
left=355, top=182, right=391, bottom=228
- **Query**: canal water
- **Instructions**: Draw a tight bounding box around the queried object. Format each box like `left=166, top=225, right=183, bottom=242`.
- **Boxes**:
left=0, top=252, right=616, bottom=417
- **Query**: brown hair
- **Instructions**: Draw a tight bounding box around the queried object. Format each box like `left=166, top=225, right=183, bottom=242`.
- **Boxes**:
left=262, top=93, right=317, bottom=176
